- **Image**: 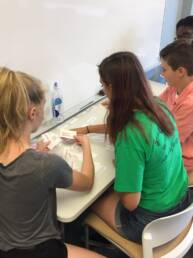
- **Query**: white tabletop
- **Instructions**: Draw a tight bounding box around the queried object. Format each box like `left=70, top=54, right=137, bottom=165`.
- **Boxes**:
left=55, top=103, right=115, bottom=222
left=47, top=80, right=166, bottom=223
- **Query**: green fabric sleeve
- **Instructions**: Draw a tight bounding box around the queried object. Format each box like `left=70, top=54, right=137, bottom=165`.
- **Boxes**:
left=114, top=129, right=145, bottom=192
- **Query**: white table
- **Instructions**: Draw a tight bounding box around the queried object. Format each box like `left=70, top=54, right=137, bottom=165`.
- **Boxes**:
left=48, top=100, right=115, bottom=222
left=44, top=80, right=166, bottom=223
left=55, top=102, right=115, bottom=222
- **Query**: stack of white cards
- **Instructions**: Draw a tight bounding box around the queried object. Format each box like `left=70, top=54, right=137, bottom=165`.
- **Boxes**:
left=41, top=129, right=77, bottom=150
left=41, top=132, right=62, bottom=150
left=60, top=129, right=77, bottom=144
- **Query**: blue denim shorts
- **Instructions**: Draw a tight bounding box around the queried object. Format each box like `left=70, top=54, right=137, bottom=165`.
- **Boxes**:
left=115, top=189, right=193, bottom=244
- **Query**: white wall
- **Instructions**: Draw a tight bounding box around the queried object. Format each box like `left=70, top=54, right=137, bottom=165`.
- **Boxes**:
left=181, top=0, right=193, bottom=17
left=191, top=0, right=193, bottom=14
left=160, top=0, right=182, bottom=49
left=160, top=0, right=193, bottom=49
left=0, top=0, right=166, bottom=124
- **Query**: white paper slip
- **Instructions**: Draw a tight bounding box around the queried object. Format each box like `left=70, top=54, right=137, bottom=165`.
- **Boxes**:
left=56, top=144, right=82, bottom=170
left=60, top=129, right=77, bottom=144
left=41, top=132, right=61, bottom=150
left=60, top=129, right=77, bottom=139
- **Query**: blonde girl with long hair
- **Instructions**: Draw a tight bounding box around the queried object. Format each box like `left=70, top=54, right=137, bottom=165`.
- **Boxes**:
left=0, top=67, right=106, bottom=258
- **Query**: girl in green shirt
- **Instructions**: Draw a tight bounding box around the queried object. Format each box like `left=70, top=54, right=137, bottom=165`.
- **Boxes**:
left=76, top=51, right=193, bottom=243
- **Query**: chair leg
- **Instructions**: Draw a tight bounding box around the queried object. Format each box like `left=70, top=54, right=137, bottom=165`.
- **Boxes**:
left=85, top=225, right=90, bottom=249
left=58, top=222, right=66, bottom=242
left=142, top=238, right=153, bottom=258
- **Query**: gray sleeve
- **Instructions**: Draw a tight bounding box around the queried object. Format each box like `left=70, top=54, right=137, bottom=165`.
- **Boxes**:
left=44, top=153, right=73, bottom=189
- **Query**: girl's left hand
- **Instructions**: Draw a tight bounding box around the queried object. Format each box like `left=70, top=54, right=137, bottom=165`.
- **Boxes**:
left=34, top=140, right=50, bottom=152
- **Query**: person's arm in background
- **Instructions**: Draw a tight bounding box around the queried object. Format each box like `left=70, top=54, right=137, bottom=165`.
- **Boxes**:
left=69, top=134, right=95, bottom=191
left=73, top=96, right=110, bottom=134
left=101, top=99, right=109, bottom=108
left=73, top=124, right=107, bottom=134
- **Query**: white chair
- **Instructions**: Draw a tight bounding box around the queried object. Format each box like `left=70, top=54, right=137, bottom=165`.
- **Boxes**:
left=84, top=203, right=193, bottom=258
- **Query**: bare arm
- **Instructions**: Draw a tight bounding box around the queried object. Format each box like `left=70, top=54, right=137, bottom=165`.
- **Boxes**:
left=101, top=99, right=109, bottom=108
left=119, top=192, right=141, bottom=211
left=32, top=140, right=50, bottom=152
left=69, top=135, right=95, bottom=192
left=73, top=124, right=107, bottom=134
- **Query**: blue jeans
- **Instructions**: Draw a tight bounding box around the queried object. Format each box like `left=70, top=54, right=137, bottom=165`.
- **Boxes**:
left=115, top=189, right=193, bottom=244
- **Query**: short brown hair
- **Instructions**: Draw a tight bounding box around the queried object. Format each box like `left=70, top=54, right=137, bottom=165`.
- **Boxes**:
left=160, top=40, right=193, bottom=75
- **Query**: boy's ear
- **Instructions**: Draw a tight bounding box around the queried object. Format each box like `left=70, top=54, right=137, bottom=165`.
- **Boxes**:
left=177, top=66, right=188, bottom=77
left=28, top=106, right=36, bottom=121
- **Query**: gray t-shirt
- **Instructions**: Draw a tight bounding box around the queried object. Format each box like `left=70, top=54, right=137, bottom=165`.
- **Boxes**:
left=0, top=149, right=72, bottom=251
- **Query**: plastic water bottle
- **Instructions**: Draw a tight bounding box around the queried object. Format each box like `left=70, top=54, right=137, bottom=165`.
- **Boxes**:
left=52, top=82, right=63, bottom=121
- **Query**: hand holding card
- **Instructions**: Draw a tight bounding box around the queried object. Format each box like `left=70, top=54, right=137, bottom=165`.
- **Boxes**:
left=60, top=129, right=77, bottom=144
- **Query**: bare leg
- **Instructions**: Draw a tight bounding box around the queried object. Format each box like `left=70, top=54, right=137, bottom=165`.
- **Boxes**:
left=188, top=171, right=193, bottom=186
left=92, top=190, right=120, bottom=232
left=67, top=244, right=106, bottom=258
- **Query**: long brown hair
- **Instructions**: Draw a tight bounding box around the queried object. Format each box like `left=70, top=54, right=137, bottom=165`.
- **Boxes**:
left=98, top=52, right=174, bottom=143
left=0, top=67, right=45, bottom=153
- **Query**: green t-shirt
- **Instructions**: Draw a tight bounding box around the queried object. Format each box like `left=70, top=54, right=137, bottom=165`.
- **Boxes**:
left=114, top=109, right=188, bottom=212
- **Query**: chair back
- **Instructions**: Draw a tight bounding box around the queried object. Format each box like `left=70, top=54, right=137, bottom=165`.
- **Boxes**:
left=142, top=203, right=193, bottom=258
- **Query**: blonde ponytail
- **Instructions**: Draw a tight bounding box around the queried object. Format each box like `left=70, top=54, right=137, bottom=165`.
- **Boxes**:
left=0, top=67, right=44, bottom=153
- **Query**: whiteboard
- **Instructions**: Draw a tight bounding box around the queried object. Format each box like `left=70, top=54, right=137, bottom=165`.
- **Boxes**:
left=0, top=0, right=166, bottom=123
